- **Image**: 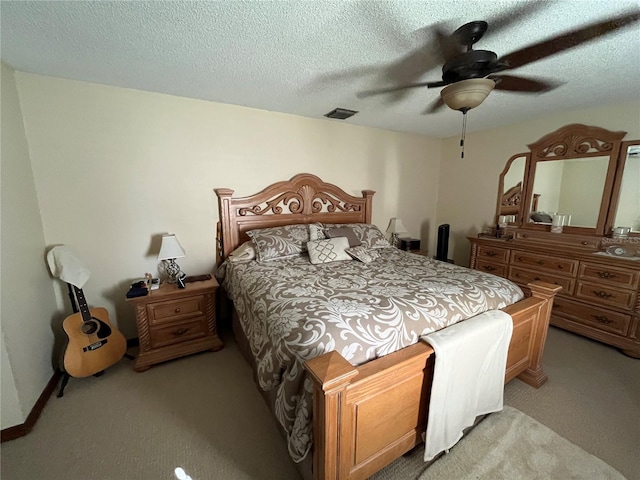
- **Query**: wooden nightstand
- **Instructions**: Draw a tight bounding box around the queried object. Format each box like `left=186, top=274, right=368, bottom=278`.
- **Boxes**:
left=126, top=278, right=223, bottom=371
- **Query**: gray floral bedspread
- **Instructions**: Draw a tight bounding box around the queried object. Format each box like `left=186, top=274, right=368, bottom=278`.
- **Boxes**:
left=219, top=248, right=523, bottom=462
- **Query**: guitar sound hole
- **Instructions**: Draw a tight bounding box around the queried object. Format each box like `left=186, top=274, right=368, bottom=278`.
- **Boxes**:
left=82, top=321, right=98, bottom=335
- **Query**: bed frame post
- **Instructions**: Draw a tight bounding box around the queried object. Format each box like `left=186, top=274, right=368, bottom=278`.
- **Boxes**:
left=305, top=351, right=358, bottom=480
left=361, top=190, right=374, bottom=224
left=518, top=281, right=562, bottom=387
left=214, top=188, right=236, bottom=261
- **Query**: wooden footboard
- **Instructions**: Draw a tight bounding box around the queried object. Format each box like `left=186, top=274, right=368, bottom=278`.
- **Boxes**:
left=304, top=281, right=561, bottom=480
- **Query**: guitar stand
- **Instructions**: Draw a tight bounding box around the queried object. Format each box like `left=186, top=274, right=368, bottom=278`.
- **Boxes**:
left=57, top=283, right=135, bottom=398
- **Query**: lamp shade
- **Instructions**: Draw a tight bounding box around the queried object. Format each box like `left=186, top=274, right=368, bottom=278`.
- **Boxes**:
left=441, top=78, right=495, bottom=111
left=158, top=234, right=185, bottom=260
left=386, top=218, right=408, bottom=235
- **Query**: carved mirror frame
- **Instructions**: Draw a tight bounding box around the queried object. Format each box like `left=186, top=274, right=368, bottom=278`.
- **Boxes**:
left=607, top=139, right=640, bottom=234
left=495, top=153, right=530, bottom=225
left=520, top=124, right=626, bottom=236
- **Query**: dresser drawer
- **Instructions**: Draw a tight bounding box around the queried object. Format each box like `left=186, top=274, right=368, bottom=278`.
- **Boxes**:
left=578, top=262, right=640, bottom=290
left=475, top=259, right=508, bottom=277
left=515, top=231, right=600, bottom=249
left=511, top=251, right=578, bottom=276
left=147, top=295, right=205, bottom=326
left=508, top=266, right=574, bottom=293
left=476, top=245, right=510, bottom=263
left=575, top=282, right=636, bottom=310
left=553, top=297, right=631, bottom=336
left=149, top=318, right=208, bottom=349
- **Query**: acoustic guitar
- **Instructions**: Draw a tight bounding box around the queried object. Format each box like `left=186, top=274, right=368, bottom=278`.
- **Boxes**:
left=62, top=286, right=127, bottom=378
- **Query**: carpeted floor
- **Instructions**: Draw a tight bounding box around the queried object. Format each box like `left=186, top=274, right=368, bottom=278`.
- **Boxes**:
left=1, top=326, right=638, bottom=480
left=372, top=406, right=626, bottom=480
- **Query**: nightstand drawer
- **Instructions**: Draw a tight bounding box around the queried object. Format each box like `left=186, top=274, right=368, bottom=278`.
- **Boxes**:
left=147, top=296, right=205, bottom=326
left=475, top=258, right=507, bottom=277
left=511, top=251, right=578, bottom=276
left=508, top=266, right=573, bottom=293
left=149, top=318, right=207, bottom=349
left=578, top=262, right=640, bottom=290
left=575, top=282, right=635, bottom=310
left=476, top=245, right=510, bottom=263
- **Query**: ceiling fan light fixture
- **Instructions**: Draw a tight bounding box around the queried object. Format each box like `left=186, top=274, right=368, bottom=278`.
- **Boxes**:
left=441, top=78, right=495, bottom=111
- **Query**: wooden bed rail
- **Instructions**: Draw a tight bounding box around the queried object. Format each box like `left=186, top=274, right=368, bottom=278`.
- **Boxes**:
left=304, top=281, right=561, bottom=480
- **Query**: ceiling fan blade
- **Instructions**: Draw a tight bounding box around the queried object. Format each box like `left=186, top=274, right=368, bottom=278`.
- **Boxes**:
left=422, top=97, right=446, bottom=115
left=484, top=2, right=548, bottom=36
left=434, top=25, right=464, bottom=63
left=498, top=10, right=640, bottom=71
left=357, top=81, right=438, bottom=98
left=489, top=75, right=563, bottom=93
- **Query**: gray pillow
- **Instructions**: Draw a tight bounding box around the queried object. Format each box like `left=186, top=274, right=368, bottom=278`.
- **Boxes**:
left=323, top=223, right=390, bottom=249
left=325, top=226, right=361, bottom=247
left=247, top=224, right=310, bottom=262
left=346, top=246, right=381, bottom=264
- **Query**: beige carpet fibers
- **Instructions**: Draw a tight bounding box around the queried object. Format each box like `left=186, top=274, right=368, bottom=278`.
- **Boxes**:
left=1, top=327, right=638, bottom=480
left=371, top=406, right=626, bottom=480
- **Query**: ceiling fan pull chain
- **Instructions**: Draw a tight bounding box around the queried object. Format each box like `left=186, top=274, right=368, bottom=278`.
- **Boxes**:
left=460, top=108, right=469, bottom=158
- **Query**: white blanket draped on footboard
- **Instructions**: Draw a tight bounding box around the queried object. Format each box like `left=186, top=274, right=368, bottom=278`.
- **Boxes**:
left=421, top=309, right=513, bottom=461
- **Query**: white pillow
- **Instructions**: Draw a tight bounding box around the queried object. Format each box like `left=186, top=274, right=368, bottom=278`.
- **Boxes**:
left=228, top=242, right=256, bottom=263
left=309, top=223, right=326, bottom=241
left=307, top=237, right=352, bottom=265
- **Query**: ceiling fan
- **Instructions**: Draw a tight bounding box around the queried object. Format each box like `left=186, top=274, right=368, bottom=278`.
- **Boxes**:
left=358, top=8, right=640, bottom=115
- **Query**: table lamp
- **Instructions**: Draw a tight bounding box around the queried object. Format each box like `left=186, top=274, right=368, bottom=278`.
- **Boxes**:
left=158, top=234, right=185, bottom=283
left=386, top=218, right=408, bottom=248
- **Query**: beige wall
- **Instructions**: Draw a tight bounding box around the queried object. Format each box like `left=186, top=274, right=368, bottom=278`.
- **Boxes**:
left=437, top=101, right=640, bottom=266
left=15, top=72, right=441, bottom=341
left=4, top=66, right=638, bottom=432
left=1, top=63, right=58, bottom=429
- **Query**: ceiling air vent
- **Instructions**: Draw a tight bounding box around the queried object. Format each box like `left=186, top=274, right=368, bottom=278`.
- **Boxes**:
left=324, top=108, right=358, bottom=120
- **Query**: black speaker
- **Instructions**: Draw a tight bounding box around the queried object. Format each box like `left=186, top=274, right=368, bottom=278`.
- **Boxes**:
left=436, top=224, right=450, bottom=261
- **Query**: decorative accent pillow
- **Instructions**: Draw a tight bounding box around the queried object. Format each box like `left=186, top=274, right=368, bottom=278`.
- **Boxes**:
left=307, top=237, right=352, bottom=265
left=325, top=226, right=361, bottom=247
left=247, top=224, right=310, bottom=262
left=309, top=223, right=326, bottom=241
left=346, top=246, right=381, bottom=264
left=323, top=223, right=390, bottom=249
left=228, top=242, right=256, bottom=263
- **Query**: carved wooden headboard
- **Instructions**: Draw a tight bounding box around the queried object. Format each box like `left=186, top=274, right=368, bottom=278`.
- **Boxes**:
left=214, top=173, right=375, bottom=262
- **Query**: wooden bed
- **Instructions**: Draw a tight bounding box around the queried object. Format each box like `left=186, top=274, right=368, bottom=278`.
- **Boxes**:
left=215, top=173, right=560, bottom=480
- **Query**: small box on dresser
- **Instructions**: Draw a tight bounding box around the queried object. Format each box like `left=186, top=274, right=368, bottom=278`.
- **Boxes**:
left=126, top=278, right=223, bottom=371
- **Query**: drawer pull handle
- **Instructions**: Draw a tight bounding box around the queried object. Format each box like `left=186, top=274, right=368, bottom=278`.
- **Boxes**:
left=534, top=277, right=541, bottom=281
left=581, top=241, right=589, bottom=245
left=592, top=290, right=614, bottom=299
left=485, top=251, right=497, bottom=257
left=536, top=260, right=544, bottom=265
left=592, top=315, right=613, bottom=324
left=484, top=266, right=496, bottom=272
left=173, top=328, right=188, bottom=336
left=557, top=264, right=564, bottom=269
left=517, top=257, right=523, bottom=262
left=174, top=308, right=181, bottom=313
left=597, top=271, right=616, bottom=279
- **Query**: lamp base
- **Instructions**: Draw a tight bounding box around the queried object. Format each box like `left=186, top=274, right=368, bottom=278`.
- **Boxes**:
left=164, top=259, right=182, bottom=283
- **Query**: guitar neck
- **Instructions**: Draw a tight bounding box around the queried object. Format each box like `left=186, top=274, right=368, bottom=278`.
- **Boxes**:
left=73, top=286, right=93, bottom=324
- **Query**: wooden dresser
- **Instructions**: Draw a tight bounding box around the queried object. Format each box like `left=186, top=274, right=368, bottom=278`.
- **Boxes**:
left=469, top=231, right=640, bottom=358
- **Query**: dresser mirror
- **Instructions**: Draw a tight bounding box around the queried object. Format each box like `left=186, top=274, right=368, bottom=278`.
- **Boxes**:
left=495, top=154, right=528, bottom=224
left=610, top=142, right=640, bottom=232
left=530, top=155, right=610, bottom=228
left=518, top=124, right=627, bottom=236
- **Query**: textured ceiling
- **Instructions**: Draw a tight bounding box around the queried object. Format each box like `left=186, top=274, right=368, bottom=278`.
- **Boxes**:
left=1, top=0, right=639, bottom=138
